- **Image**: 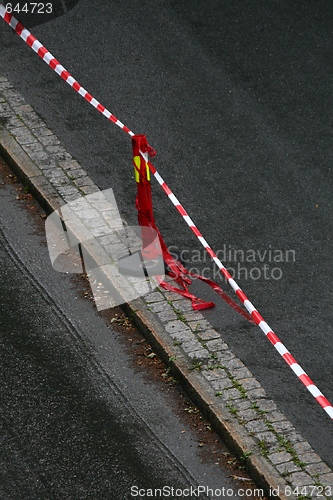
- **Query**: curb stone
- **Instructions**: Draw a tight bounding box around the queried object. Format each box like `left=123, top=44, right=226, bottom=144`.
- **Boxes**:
left=1, top=75, right=332, bottom=500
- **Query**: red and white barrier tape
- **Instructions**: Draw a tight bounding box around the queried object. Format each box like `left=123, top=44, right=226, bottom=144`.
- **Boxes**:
left=147, top=160, right=333, bottom=419
left=1, top=5, right=332, bottom=420
left=0, top=4, right=134, bottom=137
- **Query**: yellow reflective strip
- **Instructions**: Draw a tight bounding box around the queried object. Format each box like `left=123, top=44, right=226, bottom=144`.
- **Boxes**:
left=133, top=155, right=150, bottom=182
left=133, top=156, right=140, bottom=182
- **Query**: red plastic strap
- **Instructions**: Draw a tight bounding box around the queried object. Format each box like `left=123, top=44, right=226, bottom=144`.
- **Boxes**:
left=132, top=134, right=253, bottom=321
left=159, top=253, right=254, bottom=320
left=159, top=279, right=215, bottom=310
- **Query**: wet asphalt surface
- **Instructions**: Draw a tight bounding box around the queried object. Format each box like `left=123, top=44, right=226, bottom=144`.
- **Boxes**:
left=0, top=0, right=332, bottom=470
left=0, top=166, right=261, bottom=498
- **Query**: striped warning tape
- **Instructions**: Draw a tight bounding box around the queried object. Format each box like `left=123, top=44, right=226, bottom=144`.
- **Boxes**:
left=1, top=5, right=333, bottom=420
left=0, top=4, right=134, bottom=136
left=147, top=159, right=333, bottom=419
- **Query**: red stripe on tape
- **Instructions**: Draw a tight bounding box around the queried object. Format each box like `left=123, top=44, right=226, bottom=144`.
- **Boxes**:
left=60, top=70, right=71, bottom=81
left=177, top=204, right=188, bottom=216
left=72, top=81, right=81, bottom=92
left=222, top=268, right=232, bottom=281
left=162, top=183, right=172, bottom=196
left=26, top=33, right=37, bottom=47
left=266, top=331, right=280, bottom=345
left=252, top=310, right=264, bottom=325
left=148, top=161, right=157, bottom=174
left=84, top=92, right=93, bottom=102
left=299, top=374, right=313, bottom=387
left=206, top=246, right=217, bottom=259
left=317, top=395, right=332, bottom=409
left=49, top=58, right=60, bottom=70
left=191, top=226, right=202, bottom=238
left=236, top=289, right=247, bottom=303
left=15, top=20, right=24, bottom=35
left=4, top=11, right=12, bottom=23
left=283, top=352, right=297, bottom=366
left=38, top=46, right=48, bottom=58
left=97, top=103, right=105, bottom=113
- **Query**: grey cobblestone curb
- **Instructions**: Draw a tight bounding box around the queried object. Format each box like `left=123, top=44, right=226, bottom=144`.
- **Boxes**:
left=1, top=75, right=332, bottom=500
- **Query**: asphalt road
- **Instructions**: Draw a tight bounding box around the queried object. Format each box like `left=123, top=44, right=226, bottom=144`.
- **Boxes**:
left=0, top=0, right=332, bottom=469
left=0, top=163, right=263, bottom=499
